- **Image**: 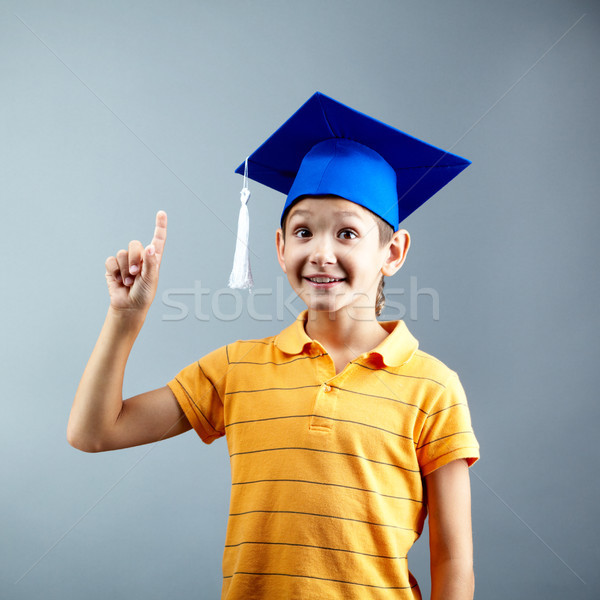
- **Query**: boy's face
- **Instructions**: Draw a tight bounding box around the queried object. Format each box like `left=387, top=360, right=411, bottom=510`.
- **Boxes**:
left=276, top=196, right=409, bottom=317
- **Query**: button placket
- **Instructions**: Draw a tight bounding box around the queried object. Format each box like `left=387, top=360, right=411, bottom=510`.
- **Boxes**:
left=309, top=354, right=338, bottom=431
left=309, top=384, right=336, bottom=431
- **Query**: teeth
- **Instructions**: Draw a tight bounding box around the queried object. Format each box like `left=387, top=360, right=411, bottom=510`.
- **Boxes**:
left=309, top=277, right=340, bottom=283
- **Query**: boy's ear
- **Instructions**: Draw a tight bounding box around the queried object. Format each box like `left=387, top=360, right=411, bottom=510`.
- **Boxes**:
left=381, top=229, right=410, bottom=277
left=275, top=228, right=287, bottom=273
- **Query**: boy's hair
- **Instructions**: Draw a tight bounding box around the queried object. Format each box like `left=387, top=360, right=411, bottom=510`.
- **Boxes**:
left=374, top=218, right=394, bottom=316
left=281, top=203, right=394, bottom=317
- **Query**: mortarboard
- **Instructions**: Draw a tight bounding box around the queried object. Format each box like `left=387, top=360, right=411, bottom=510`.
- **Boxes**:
left=228, top=92, right=470, bottom=289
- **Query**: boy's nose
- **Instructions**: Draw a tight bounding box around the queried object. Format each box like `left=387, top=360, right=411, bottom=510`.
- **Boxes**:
left=309, top=238, right=337, bottom=266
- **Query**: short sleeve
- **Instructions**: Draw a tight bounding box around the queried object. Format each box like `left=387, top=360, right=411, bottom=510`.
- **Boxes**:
left=167, top=345, right=228, bottom=444
left=416, top=371, right=480, bottom=477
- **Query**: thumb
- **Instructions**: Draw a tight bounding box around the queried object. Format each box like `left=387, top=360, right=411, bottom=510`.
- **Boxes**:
left=140, top=243, right=160, bottom=285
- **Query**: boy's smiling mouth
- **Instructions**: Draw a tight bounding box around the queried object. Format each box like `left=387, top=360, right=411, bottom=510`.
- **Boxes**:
left=303, top=274, right=346, bottom=288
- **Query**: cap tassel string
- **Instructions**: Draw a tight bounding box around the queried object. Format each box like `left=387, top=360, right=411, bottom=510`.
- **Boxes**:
left=228, top=157, right=254, bottom=290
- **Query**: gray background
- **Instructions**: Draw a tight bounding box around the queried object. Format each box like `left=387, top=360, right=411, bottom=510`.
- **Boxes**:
left=2, top=1, right=599, bottom=598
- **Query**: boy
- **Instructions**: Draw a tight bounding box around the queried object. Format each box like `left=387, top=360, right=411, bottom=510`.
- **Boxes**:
left=69, top=92, right=480, bottom=599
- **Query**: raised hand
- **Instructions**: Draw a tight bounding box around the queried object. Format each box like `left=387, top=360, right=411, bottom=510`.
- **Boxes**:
left=104, top=210, right=167, bottom=313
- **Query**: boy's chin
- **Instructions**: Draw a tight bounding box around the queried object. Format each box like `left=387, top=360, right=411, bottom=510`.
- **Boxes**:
left=298, top=288, right=378, bottom=317
left=304, top=298, right=373, bottom=318
left=297, top=291, right=341, bottom=314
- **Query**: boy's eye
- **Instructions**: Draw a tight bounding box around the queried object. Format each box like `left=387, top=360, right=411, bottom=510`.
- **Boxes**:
left=294, top=228, right=312, bottom=238
left=338, top=229, right=357, bottom=240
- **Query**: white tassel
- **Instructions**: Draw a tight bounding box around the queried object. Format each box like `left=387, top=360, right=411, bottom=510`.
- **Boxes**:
left=228, top=159, right=254, bottom=290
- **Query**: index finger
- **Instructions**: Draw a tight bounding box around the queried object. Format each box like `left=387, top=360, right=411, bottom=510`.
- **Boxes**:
left=150, top=210, right=167, bottom=258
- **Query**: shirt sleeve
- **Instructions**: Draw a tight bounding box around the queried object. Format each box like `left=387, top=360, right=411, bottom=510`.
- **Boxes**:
left=167, top=345, right=228, bottom=444
left=416, top=371, right=480, bottom=477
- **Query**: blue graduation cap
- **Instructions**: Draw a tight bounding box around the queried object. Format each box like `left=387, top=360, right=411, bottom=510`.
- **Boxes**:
left=228, top=92, right=470, bottom=289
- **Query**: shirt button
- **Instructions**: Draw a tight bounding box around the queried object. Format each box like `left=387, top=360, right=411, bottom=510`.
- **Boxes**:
left=324, top=385, right=332, bottom=393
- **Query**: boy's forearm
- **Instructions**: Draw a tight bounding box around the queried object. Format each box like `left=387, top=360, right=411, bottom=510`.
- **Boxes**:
left=430, top=559, right=474, bottom=600
left=68, top=307, right=146, bottom=451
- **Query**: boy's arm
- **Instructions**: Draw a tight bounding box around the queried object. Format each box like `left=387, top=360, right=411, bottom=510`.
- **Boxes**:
left=68, top=308, right=190, bottom=452
left=425, top=458, right=475, bottom=600
left=67, top=211, right=191, bottom=452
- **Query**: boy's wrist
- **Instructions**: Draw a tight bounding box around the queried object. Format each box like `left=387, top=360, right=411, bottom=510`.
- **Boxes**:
left=106, top=305, right=148, bottom=335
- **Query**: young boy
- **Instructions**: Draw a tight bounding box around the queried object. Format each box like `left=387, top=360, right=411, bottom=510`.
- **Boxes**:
left=69, top=92, right=479, bottom=599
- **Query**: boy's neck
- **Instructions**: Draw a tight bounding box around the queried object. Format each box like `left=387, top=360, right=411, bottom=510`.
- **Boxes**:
left=304, top=308, right=389, bottom=361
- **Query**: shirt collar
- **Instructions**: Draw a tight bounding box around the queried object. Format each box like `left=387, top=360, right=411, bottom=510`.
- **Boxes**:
left=373, top=319, right=419, bottom=367
left=274, top=311, right=419, bottom=367
left=274, top=311, right=315, bottom=355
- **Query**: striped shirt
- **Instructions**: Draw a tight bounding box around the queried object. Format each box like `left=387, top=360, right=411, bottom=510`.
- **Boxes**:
left=168, top=312, right=480, bottom=599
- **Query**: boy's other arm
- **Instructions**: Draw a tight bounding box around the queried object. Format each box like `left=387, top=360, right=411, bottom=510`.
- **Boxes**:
left=426, top=458, right=475, bottom=600
left=67, top=211, right=191, bottom=452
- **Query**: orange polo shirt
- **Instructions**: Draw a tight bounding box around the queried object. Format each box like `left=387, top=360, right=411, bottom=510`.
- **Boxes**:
left=168, top=312, right=479, bottom=599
